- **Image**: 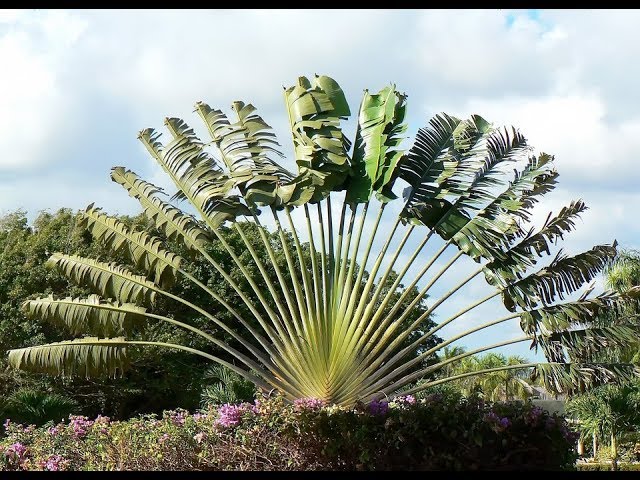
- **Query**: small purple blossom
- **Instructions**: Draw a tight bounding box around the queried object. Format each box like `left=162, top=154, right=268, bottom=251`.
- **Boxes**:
left=484, top=411, right=500, bottom=423
left=44, top=454, right=68, bottom=471
left=395, top=395, right=417, bottom=405
left=525, top=406, right=544, bottom=425
left=293, top=397, right=326, bottom=411
left=171, top=412, right=186, bottom=426
left=159, top=433, right=170, bottom=443
left=214, top=403, right=257, bottom=429
left=68, top=415, right=94, bottom=438
left=484, top=412, right=510, bottom=432
left=368, top=400, right=389, bottom=416
left=3, top=419, right=10, bottom=429
left=499, top=417, right=511, bottom=429
left=47, top=426, right=60, bottom=436
left=4, top=442, right=26, bottom=460
left=192, top=413, right=206, bottom=422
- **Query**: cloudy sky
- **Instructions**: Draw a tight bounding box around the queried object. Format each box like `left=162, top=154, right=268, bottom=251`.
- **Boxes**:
left=1, top=9, right=638, bottom=362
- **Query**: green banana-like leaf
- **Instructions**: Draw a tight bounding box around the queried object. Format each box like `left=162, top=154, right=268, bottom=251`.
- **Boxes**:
left=81, top=204, right=182, bottom=288
left=399, top=114, right=491, bottom=220
left=194, top=101, right=296, bottom=207
left=405, top=198, right=471, bottom=239
left=502, top=244, right=617, bottom=312
left=484, top=199, right=588, bottom=288
left=23, top=295, right=147, bottom=337
left=46, top=253, right=157, bottom=306
left=111, top=167, right=210, bottom=251
left=532, top=362, right=640, bottom=395
left=449, top=151, right=554, bottom=264
left=138, top=121, right=250, bottom=227
left=539, top=325, right=638, bottom=363
left=284, top=75, right=352, bottom=203
left=400, top=124, right=528, bottom=261
left=7, top=337, right=129, bottom=378
left=519, top=291, right=623, bottom=338
left=346, top=85, right=407, bottom=203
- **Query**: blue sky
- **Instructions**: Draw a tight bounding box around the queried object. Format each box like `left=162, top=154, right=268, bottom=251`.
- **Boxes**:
left=1, top=9, right=639, bottom=362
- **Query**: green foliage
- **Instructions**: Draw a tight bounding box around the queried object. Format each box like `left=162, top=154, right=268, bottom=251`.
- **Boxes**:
left=0, top=388, right=77, bottom=427
left=577, top=462, right=640, bottom=471
left=0, top=395, right=577, bottom=471
left=436, top=352, right=536, bottom=401
left=200, top=365, right=256, bottom=407
left=566, top=381, right=640, bottom=443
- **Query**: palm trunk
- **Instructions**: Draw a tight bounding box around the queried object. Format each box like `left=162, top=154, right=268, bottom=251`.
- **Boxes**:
left=577, top=437, right=585, bottom=456
left=592, top=433, right=598, bottom=458
left=611, top=433, right=618, bottom=471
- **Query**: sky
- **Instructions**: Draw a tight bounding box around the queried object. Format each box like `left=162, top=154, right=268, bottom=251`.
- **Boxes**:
left=1, top=8, right=639, bottom=363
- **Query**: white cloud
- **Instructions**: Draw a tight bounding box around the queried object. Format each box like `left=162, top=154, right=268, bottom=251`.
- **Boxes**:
left=0, top=10, right=87, bottom=170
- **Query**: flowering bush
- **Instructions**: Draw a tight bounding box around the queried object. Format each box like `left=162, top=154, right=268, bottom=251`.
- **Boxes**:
left=0, top=395, right=578, bottom=471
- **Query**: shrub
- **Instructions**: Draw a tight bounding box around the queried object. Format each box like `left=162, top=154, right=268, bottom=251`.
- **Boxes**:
left=0, top=395, right=578, bottom=471
left=577, top=462, right=640, bottom=471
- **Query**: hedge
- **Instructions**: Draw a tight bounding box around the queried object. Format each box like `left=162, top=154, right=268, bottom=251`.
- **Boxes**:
left=1, top=394, right=578, bottom=471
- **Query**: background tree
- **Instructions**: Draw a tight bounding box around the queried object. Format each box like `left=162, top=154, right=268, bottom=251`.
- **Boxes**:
left=442, top=352, right=535, bottom=401
left=566, top=248, right=640, bottom=468
left=566, top=382, right=640, bottom=469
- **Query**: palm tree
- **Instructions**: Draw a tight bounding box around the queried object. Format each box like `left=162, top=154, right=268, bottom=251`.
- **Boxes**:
left=447, top=353, right=535, bottom=401
left=567, top=382, right=640, bottom=469
left=567, top=250, right=640, bottom=466
left=7, top=75, right=639, bottom=406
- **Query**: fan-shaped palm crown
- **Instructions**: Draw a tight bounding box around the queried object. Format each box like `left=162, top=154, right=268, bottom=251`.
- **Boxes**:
left=8, top=75, right=639, bottom=405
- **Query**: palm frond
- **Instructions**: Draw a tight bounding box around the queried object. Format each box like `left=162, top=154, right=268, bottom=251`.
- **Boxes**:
left=138, top=122, right=250, bottom=227
left=7, top=337, right=129, bottom=378
left=346, top=85, right=407, bottom=203
left=284, top=74, right=352, bottom=202
left=81, top=204, right=182, bottom=288
left=46, top=253, right=157, bottom=306
left=23, top=294, right=147, bottom=337
left=502, top=243, right=618, bottom=311
left=111, top=167, right=211, bottom=251
left=532, top=362, right=640, bottom=395
left=484, top=199, right=588, bottom=287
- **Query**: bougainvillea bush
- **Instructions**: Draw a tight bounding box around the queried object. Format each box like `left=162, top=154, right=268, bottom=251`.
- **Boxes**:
left=0, top=394, right=578, bottom=471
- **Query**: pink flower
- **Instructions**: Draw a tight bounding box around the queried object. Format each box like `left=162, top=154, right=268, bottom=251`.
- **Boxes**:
left=214, top=403, right=257, bottom=429
left=293, top=397, right=326, bottom=411
left=4, top=442, right=26, bottom=460
left=193, top=432, right=205, bottom=444
left=395, top=395, right=416, bottom=405
left=159, top=433, right=170, bottom=443
left=44, top=454, right=68, bottom=471
left=68, top=415, right=94, bottom=438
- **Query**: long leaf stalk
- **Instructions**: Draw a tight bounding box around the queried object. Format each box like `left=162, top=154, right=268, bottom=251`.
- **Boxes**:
left=316, top=201, right=329, bottom=333
left=303, top=204, right=328, bottom=370
left=328, top=215, right=406, bottom=395
left=359, top=238, right=452, bottom=352
left=268, top=208, right=329, bottom=395
left=284, top=206, right=327, bottom=380
left=333, top=202, right=369, bottom=344
left=328, top=203, right=386, bottom=391
left=344, top=262, right=485, bottom=400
